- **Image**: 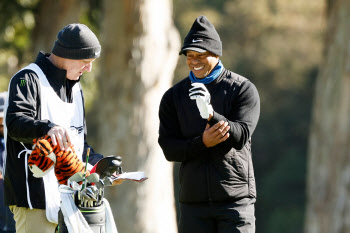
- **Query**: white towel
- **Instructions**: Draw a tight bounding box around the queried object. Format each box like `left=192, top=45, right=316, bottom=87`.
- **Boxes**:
left=59, top=185, right=93, bottom=233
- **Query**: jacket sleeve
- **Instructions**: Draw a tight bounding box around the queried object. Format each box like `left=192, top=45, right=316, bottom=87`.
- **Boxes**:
left=158, top=88, right=209, bottom=162
left=79, top=85, right=103, bottom=166
left=209, top=80, right=260, bottom=150
left=6, top=70, right=54, bottom=144
left=82, top=141, right=103, bottom=166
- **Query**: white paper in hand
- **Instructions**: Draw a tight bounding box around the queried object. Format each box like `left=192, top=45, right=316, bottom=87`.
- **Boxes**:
left=112, top=172, right=148, bottom=183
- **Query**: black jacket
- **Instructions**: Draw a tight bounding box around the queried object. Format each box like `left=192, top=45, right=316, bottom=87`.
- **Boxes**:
left=4, top=52, right=102, bottom=208
left=158, top=68, right=260, bottom=203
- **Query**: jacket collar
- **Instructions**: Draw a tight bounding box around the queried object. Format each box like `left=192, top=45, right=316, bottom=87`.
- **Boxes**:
left=205, top=67, right=226, bottom=86
left=34, top=52, right=80, bottom=101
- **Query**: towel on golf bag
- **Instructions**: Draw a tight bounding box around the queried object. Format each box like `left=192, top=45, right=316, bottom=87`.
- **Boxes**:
left=59, top=185, right=93, bottom=233
left=28, top=135, right=90, bottom=184
left=59, top=185, right=118, bottom=233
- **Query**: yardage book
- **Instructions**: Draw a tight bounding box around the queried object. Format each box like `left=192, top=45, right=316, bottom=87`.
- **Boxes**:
left=112, top=171, right=148, bottom=183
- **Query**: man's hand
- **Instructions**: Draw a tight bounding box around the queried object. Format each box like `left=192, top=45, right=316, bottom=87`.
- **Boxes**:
left=202, top=121, right=230, bottom=147
left=47, top=126, right=72, bottom=151
left=189, top=83, right=213, bottom=119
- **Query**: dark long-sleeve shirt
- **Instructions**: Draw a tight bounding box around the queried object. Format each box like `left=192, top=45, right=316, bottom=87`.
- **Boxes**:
left=158, top=68, right=260, bottom=203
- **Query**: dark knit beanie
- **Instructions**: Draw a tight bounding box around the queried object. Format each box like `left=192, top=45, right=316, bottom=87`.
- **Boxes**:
left=179, top=15, right=222, bottom=56
left=52, top=23, right=101, bottom=60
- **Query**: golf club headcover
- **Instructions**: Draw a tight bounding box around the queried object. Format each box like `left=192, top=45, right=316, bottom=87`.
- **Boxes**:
left=28, top=135, right=90, bottom=184
left=189, top=83, right=213, bottom=119
left=90, top=155, right=122, bottom=179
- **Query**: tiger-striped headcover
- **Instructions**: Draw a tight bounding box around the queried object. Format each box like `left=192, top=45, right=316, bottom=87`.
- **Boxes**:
left=28, top=135, right=89, bottom=185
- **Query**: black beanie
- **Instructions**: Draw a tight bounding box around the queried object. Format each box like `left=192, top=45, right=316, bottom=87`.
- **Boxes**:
left=179, top=15, right=222, bottom=56
left=52, top=23, right=101, bottom=60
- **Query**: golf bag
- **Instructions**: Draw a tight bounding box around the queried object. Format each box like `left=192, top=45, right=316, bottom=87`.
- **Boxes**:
left=56, top=204, right=106, bottom=233
left=54, top=155, right=123, bottom=233
left=52, top=155, right=146, bottom=233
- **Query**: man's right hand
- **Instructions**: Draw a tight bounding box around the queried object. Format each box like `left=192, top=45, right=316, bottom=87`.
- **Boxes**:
left=47, top=126, right=72, bottom=151
left=202, top=121, right=230, bottom=147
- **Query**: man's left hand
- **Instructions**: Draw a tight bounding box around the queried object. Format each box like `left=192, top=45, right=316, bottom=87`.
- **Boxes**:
left=202, top=121, right=230, bottom=147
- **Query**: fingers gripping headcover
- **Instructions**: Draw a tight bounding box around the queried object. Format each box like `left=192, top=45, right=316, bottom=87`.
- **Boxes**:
left=28, top=136, right=89, bottom=184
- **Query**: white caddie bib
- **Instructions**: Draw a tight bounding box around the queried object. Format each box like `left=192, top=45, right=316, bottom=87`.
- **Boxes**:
left=36, top=63, right=85, bottom=223
left=5, top=63, right=85, bottom=224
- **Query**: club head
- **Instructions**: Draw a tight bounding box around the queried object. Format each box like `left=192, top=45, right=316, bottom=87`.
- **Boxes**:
left=81, top=187, right=97, bottom=201
left=95, top=179, right=105, bottom=189
left=89, top=185, right=99, bottom=194
left=94, top=155, right=123, bottom=178
left=68, top=172, right=84, bottom=183
left=71, top=181, right=81, bottom=191
left=102, top=177, right=113, bottom=187
left=86, top=173, right=100, bottom=183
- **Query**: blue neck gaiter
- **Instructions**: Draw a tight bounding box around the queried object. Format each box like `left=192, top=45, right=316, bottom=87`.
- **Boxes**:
left=189, top=60, right=223, bottom=84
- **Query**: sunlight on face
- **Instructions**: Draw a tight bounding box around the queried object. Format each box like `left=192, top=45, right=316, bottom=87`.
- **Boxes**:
left=62, top=58, right=95, bottom=80
left=186, top=51, right=219, bottom=78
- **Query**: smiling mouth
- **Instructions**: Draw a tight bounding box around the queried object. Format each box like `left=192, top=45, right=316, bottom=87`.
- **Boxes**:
left=193, top=66, right=204, bottom=71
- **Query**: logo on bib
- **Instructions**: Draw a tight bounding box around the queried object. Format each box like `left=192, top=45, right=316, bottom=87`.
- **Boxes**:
left=20, top=79, right=26, bottom=87
left=70, top=126, right=84, bottom=135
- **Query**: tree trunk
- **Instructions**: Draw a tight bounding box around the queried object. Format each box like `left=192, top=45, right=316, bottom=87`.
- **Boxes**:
left=31, top=0, right=82, bottom=54
left=305, top=1, right=350, bottom=233
left=95, top=0, right=180, bottom=232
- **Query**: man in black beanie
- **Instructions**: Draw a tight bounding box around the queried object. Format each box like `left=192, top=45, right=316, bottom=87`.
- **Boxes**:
left=159, top=16, right=260, bottom=233
left=3, top=23, right=103, bottom=233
